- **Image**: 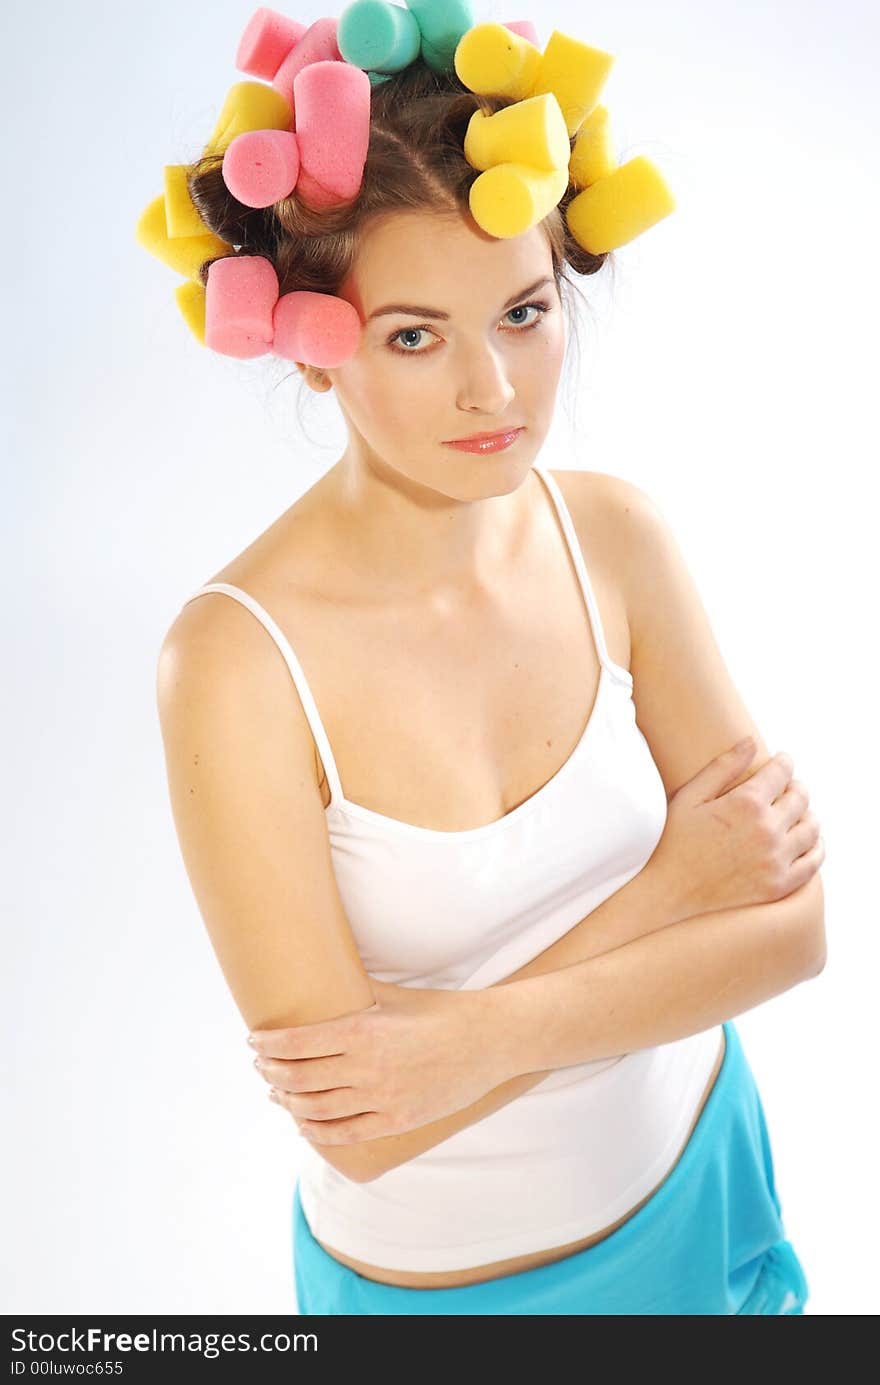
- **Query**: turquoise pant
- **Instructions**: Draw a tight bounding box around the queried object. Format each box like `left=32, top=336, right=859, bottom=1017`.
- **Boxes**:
left=292, top=1020, right=810, bottom=1315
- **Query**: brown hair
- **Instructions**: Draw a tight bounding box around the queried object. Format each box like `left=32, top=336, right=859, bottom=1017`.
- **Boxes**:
left=186, top=59, right=615, bottom=417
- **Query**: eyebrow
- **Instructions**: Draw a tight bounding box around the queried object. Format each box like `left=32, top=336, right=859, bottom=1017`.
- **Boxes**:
left=364, top=276, right=555, bottom=323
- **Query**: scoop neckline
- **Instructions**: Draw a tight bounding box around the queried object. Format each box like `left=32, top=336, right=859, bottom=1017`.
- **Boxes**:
left=324, top=662, right=633, bottom=842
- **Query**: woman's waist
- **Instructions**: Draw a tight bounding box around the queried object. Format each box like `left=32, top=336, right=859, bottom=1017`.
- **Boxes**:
left=297, top=1026, right=725, bottom=1276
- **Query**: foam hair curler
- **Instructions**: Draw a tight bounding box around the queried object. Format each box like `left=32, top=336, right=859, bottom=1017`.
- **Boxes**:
left=135, top=2, right=677, bottom=366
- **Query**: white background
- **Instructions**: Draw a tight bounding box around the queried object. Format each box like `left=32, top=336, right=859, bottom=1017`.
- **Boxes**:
left=3, top=0, right=877, bottom=1315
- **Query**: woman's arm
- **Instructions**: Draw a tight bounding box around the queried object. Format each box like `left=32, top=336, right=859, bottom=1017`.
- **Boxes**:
left=157, top=598, right=379, bottom=1188
left=344, top=867, right=824, bottom=1180
left=330, top=470, right=831, bottom=1178
left=250, top=472, right=826, bottom=1180
left=487, top=870, right=825, bottom=1073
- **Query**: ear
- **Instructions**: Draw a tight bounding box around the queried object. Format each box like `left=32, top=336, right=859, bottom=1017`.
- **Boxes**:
left=295, top=362, right=333, bottom=393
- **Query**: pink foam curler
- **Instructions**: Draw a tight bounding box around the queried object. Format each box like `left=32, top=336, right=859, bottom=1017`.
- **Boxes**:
left=205, top=255, right=279, bottom=358
left=222, top=129, right=301, bottom=208
left=502, top=19, right=540, bottom=46
left=272, top=17, right=342, bottom=113
left=292, top=168, right=350, bottom=210
left=292, top=60, right=371, bottom=209
left=236, top=8, right=308, bottom=81
left=272, top=290, right=362, bottom=367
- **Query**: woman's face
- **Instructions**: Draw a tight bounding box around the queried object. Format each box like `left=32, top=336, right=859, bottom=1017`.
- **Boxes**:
left=321, top=208, right=567, bottom=501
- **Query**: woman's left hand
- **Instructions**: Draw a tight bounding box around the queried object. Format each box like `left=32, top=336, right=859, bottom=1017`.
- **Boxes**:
left=247, top=979, right=509, bottom=1146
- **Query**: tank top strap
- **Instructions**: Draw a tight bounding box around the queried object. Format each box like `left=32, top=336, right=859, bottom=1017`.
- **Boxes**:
left=532, top=464, right=633, bottom=687
left=181, top=582, right=345, bottom=802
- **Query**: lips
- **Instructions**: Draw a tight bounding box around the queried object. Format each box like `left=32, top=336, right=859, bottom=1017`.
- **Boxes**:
left=442, top=426, right=525, bottom=454
left=445, top=427, right=524, bottom=443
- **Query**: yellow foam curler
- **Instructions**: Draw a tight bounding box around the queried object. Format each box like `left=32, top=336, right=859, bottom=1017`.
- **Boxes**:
left=469, top=161, right=569, bottom=239
left=566, top=155, right=676, bottom=254
left=463, top=92, right=570, bottom=174
left=203, top=80, right=292, bottom=158
left=453, top=21, right=541, bottom=100
left=138, top=10, right=677, bottom=360
left=568, top=105, right=615, bottom=188
left=174, top=279, right=208, bottom=343
left=163, top=165, right=208, bottom=239
left=529, top=30, right=615, bottom=137
left=135, top=193, right=230, bottom=281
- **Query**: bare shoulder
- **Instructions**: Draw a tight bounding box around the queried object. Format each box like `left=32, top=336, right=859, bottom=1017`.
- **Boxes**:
left=549, top=468, right=700, bottom=657
left=546, top=467, right=636, bottom=665
left=156, top=581, right=322, bottom=793
left=156, top=472, right=338, bottom=782
left=547, top=467, right=652, bottom=590
left=552, top=469, right=781, bottom=804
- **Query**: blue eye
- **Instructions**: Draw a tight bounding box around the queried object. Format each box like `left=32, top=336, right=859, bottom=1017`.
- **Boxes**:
left=388, top=325, right=432, bottom=354
left=385, top=300, right=551, bottom=357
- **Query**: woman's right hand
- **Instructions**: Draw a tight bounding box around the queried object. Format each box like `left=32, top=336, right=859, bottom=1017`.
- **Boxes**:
left=650, top=738, right=825, bottom=922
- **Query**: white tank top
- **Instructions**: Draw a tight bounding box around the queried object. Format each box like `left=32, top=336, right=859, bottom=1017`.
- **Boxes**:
left=183, top=464, right=723, bottom=1273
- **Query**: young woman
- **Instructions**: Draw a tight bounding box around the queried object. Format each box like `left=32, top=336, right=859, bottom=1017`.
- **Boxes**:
left=154, top=50, right=825, bottom=1315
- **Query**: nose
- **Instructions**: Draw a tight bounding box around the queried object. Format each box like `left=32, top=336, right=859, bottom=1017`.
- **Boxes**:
left=455, top=341, right=516, bottom=416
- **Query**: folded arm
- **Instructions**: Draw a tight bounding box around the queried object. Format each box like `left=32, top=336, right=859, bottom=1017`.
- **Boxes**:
left=328, top=472, right=830, bottom=1180
left=160, top=474, right=826, bottom=1189
left=347, top=863, right=824, bottom=1180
